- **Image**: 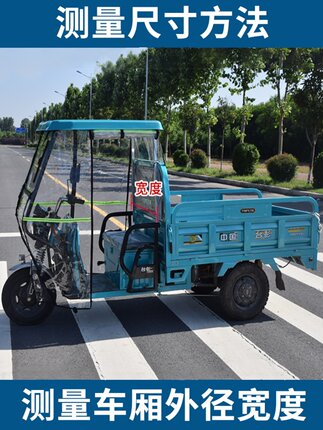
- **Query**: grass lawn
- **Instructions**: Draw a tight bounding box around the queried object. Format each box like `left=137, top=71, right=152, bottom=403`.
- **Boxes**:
left=167, top=162, right=323, bottom=194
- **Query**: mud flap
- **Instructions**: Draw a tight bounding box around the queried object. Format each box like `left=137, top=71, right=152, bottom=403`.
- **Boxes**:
left=275, top=270, right=285, bottom=291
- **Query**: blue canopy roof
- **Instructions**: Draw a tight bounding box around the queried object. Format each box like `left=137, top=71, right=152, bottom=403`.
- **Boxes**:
left=37, top=119, right=163, bottom=132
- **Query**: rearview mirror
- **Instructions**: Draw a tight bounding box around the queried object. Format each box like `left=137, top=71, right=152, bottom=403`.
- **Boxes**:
left=70, top=163, right=80, bottom=185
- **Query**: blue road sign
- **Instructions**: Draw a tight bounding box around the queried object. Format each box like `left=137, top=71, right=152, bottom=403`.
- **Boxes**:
left=15, top=127, right=26, bottom=133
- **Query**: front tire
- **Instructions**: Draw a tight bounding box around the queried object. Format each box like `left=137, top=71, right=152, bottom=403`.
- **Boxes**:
left=219, top=261, right=269, bottom=320
left=1, top=268, right=56, bottom=325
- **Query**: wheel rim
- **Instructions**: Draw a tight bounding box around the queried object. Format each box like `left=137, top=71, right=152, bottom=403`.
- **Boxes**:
left=233, top=275, right=258, bottom=308
left=12, top=278, right=47, bottom=318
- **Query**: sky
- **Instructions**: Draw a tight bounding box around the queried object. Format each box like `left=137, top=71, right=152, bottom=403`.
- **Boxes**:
left=0, top=48, right=274, bottom=127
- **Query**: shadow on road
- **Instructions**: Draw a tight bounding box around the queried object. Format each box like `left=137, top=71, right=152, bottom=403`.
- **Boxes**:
left=3, top=294, right=275, bottom=351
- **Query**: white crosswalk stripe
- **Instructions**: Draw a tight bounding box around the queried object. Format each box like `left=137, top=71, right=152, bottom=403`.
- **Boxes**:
left=275, top=258, right=323, bottom=293
left=159, top=293, right=297, bottom=380
left=266, top=291, right=323, bottom=344
left=1, top=256, right=322, bottom=380
left=0, top=232, right=20, bottom=238
left=0, top=261, right=12, bottom=379
left=72, top=300, right=157, bottom=380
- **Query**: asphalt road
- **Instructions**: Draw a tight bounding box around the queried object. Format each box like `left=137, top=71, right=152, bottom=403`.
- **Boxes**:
left=0, top=144, right=322, bottom=380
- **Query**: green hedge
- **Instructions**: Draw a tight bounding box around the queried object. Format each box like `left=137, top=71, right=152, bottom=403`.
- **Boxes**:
left=190, top=149, right=208, bottom=169
left=115, top=146, right=129, bottom=158
left=173, top=149, right=189, bottom=167
left=232, top=143, right=260, bottom=175
left=100, top=143, right=118, bottom=156
left=266, top=153, right=298, bottom=182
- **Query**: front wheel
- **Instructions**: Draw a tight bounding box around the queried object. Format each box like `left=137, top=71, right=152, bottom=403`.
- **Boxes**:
left=219, top=261, right=269, bottom=320
left=1, top=268, right=56, bottom=325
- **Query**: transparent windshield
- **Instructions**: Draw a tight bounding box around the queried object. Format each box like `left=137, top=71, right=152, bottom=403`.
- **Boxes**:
left=15, top=126, right=163, bottom=305
left=132, top=136, right=164, bottom=162
left=17, top=130, right=92, bottom=304
left=92, top=131, right=164, bottom=162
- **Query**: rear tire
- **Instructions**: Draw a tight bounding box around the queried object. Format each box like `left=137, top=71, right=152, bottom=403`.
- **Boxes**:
left=1, top=268, right=56, bottom=325
left=219, top=261, right=269, bottom=320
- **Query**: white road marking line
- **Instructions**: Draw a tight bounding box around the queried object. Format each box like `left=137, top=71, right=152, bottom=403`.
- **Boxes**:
left=79, top=230, right=100, bottom=236
left=72, top=300, right=157, bottom=380
left=0, top=230, right=100, bottom=238
left=318, top=252, right=323, bottom=263
left=266, top=291, right=323, bottom=344
left=0, top=261, right=13, bottom=379
left=275, top=258, right=323, bottom=293
left=159, top=293, right=297, bottom=380
left=8, top=148, right=22, bottom=156
left=0, top=232, right=20, bottom=238
left=8, top=147, right=30, bottom=162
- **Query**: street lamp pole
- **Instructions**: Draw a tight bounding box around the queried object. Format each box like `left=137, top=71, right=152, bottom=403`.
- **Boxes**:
left=76, top=70, right=92, bottom=119
left=144, top=49, right=149, bottom=120
left=54, top=90, right=66, bottom=118
left=54, top=90, right=65, bottom=98
left=42, top=102, right=47, bottom=121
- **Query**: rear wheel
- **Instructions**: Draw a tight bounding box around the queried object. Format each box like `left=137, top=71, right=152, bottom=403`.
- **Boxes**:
left=219, top=261, right=269, bottom=320
left=1, top=268, right=56, bottom=325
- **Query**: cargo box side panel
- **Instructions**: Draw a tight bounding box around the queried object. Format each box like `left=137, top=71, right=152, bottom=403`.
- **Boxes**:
left=165, top=198, right=319, bottom=284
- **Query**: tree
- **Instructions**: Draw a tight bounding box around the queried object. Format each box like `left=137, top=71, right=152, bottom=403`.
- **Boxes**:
left=79, top=83, right=92, bottom=119
left=246, top=99, right=278, bottom=159
left=29, top=112, right=43, bottom=141
left=20, top=118, right=30, bottom=129
left=63, top=84, right=83, bottom=118
left=19, top=118, right=31, bottom=143
left=216, top=98, right=237, bottom=171
left=262, top=48, right=313, bottom=154
left=195, top=50, right=224, bottom=166
left=178, top=99, right=203, bottom=154
left=112, top=52, right=146, bottom=119
left=293, top=49, right=323, bottom=183
left=0, top=117, right=15, bottom=132
left=224, top=49, right=265, bottom=143
left=149, top=49, right=196, bottom=159
left=94, top=61, right=116, bottom=119
left=47, top=102, right=64, bottom=120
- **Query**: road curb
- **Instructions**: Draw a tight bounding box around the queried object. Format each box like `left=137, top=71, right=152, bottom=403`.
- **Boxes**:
left=168, top=170, right=323, bottom=201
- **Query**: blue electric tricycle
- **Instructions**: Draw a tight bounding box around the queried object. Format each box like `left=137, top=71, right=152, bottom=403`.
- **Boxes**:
left=2, top=119, right=321, bottom=324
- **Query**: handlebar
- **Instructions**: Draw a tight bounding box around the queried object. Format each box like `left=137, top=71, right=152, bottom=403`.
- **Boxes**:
left=67, top=195, right=85, bottom=206
left=53, top=194, right=85, bottom=216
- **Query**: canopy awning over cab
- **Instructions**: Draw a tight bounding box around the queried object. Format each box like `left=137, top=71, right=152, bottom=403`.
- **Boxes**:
left=37, top=119, right=163, bottom=133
